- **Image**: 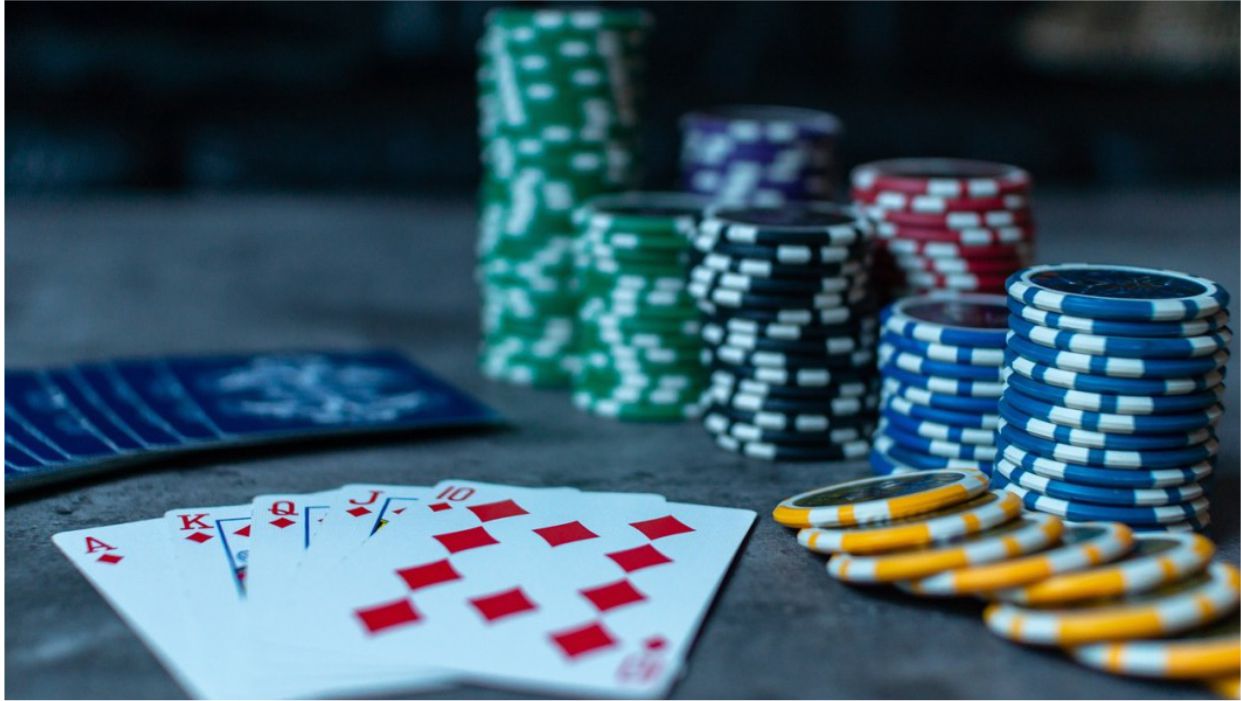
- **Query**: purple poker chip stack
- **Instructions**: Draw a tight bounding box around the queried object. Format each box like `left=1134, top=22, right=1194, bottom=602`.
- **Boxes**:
left=680, top=106, right=843, bottom=205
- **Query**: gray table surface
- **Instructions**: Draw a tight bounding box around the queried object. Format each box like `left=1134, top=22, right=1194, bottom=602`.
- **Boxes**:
left=6, top=190, right=1239, bottom=700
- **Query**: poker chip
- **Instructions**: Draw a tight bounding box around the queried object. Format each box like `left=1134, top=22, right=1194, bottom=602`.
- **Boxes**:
left=1007, top=297, right=1231, bottom=338
left=982, top=562, right=1240, bottom=646
left=997, top=400, right=1215, bottom=451
left=796, top=489, right=1022, bottom=555
left=882, top=364, right=1004, bottom=398
left=851, top=159, right=1035, bottom=299
left=994, top=459, right=1205, bottom=507
left=882, top=378, right=1001, bottom=414
left=850, top=158, right=1032, bottom=198
left=880, top=421, right=997, bottom=461
left=680, top=105, right=842, bottom=205
left=772, top=469, right=989, bottom=528
left=1004, top=371, right=1226, bottom=415
left=882, top=394, right=1000, bottom=429
left=901, top=521, right=1135, bottom=596
left=999, top=264, right=1230, bottom=528
left=690, top=203, right=878, bottom=458
left=569, top=193, right=711, bottom=420
left=708, top=401, right=872, bottom=433
left=697, top=251, right=863, bottom=280
left=998, top=421, right=1220, bottom=469
left=827, top=512, right=1064, bottom=584
left=1070, top=617, right=1240, bottom=679
left=872, top=434, right=992, bottom=474
left=1009, top=264, right=1230, bottom=322
left=1000, top=388, right=1223, bottom=435
left=1007, top=314, right=1233, bottom=359
left=996, top=439, right=1214, bottom=489
left=993, top=475, right=1210, bottom=526
left=477, top=8, right=652, bottom=387
left=1006, top=333, right=1230, bottom=379
left=882, top=294, right=1010, bottom=348
left=881, top=406, right=996, bottom=443
left=1001, top=532, right=1216, bottom=606
left=1007, top=354, right=1225, bottom=396
left=879, top=345, right=1005, bottom=380
left=880, top=331, right=1006, bottom=367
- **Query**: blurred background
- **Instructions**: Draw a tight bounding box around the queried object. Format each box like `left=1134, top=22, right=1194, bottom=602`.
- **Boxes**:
left=7, top=1, right=1240, bottom=195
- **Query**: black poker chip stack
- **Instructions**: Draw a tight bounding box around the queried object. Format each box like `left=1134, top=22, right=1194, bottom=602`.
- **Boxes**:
left=688, top=203, right=880, bottom=461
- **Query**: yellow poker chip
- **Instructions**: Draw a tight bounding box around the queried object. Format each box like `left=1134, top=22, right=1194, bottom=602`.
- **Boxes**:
left=998, top=532, right=1216, bottom=606
left=1070, top=617, right=1240, bottom=680
left=797, top=490, right=1021, bottom=555
left=772, top=469, right=989, bottom=528
left=1208, top=675, right=1239, bottom=699
left=901, top=521, right=1134, bottom=597
left=827, top=512, right=1064, bottom=584
left=984, top=562, right=1240, bottom=646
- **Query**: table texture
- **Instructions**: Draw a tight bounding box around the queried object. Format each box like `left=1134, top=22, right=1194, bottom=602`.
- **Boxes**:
left=6, top=190, right=1238, bottom=699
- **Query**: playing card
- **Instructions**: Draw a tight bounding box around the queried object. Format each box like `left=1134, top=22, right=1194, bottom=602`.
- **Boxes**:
left=4, top=409, right=70, bottom=465
left=110, top=360, right=226, bottom=442
left=160, top=350, right=499, bottom=439
left=45, top=368, right=147, bottom=452
left=7, top=370, right=122, bottom=460
left=52, top=520, right=218, bottom=698
left=5, top=434, right=45, bottom=471
left=163, top=502, right=451, bottom=698
left=74, top=364, right=187, bottom=448
left=266, top=481, right=749, bottom=697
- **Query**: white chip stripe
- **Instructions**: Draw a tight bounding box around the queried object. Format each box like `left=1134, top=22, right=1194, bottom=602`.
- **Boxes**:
left=1000, top=406, right=1214, bottom=450
left=907, top=521, right=1134, bottom=596
left=995, top=460, right=1205, bottom=506
left=869, top=191, right=1029, bottom=213
left=998, top=419, right=1221, bottom=468
left=877, top=420, right=998, bottom=460
left=884, top=336, right=1006, bottom=366
left=1008, top=273, right=1225, bottom=322
left=879, top=345, right=1004, bottom=380
left=1000, top=480, right=1211, bottom=522
left=1009, top=333, right=1231, bottom=378
left=1007, top=356, right=1223, bottom=395
left=882, top=407, right=997, bottom=443
left=995, top=441, right=1214, bottom=488
left=797, top=490, right=1021, bottom=553
left=828, top=512, right=1060, bottom=581
left=985, top=562, right=1240, bottom=645
left=1002, top=532, right=1214, bottom=606
left=1018, top=321, right=1234, bottom=358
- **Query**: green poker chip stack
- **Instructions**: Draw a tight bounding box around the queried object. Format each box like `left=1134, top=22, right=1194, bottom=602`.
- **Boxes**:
left=477, top=8, right=651, bottom=387
left=570, top=192, right=712, bottom=421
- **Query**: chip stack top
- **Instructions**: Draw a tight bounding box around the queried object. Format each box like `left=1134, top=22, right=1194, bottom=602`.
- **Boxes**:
left=871, top=293, right=1010, bottom=476
left=994, top=263, right=1232, bottom=532
left=477, top=8, right=652, bottom=387
left=689, top=203, right=879, bottom=461
left=850, top=158, right=1036, bottom=302
left=680, top=106, right=843, bottom=205
left=570, top=192, right=711, bottom=421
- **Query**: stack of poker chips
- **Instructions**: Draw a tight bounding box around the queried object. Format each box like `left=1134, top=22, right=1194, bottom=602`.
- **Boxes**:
left=993, top=263, right=1232, bottom=532
left=476, top=8, right=651, bottom=387
left=850, top=158, right=1035, bottom=301
left=569, top=192, right=711, bottom=421
left=774, top=470, right=1240, bottom=688
left=680, top=106, right=842, bottom=205
left=871, top=294, right=1010, bottom=477
left=688, top=203, right=878, bottom=461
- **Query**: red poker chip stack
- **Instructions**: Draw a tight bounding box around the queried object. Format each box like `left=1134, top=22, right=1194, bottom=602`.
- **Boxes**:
left=849, top=158, right=1035, bottom=301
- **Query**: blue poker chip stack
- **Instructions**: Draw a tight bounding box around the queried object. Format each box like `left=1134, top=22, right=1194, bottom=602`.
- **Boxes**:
left=994, top=263, right=1232, bottom=532
left=679, top=106, right=842, bottom=205
left=871, top=293, right=1010, bottom=477
left=688, top=203, right=879, bottom=461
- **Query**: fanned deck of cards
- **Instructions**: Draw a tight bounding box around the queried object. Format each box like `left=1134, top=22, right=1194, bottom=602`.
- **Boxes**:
left=6, top=350, right=501, bottom=493
left=54, top=481, right=755, bottom=698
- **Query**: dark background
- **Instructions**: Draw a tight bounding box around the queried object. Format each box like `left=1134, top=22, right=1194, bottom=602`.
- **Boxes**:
left=7, top=1, right=1240, bottom=195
